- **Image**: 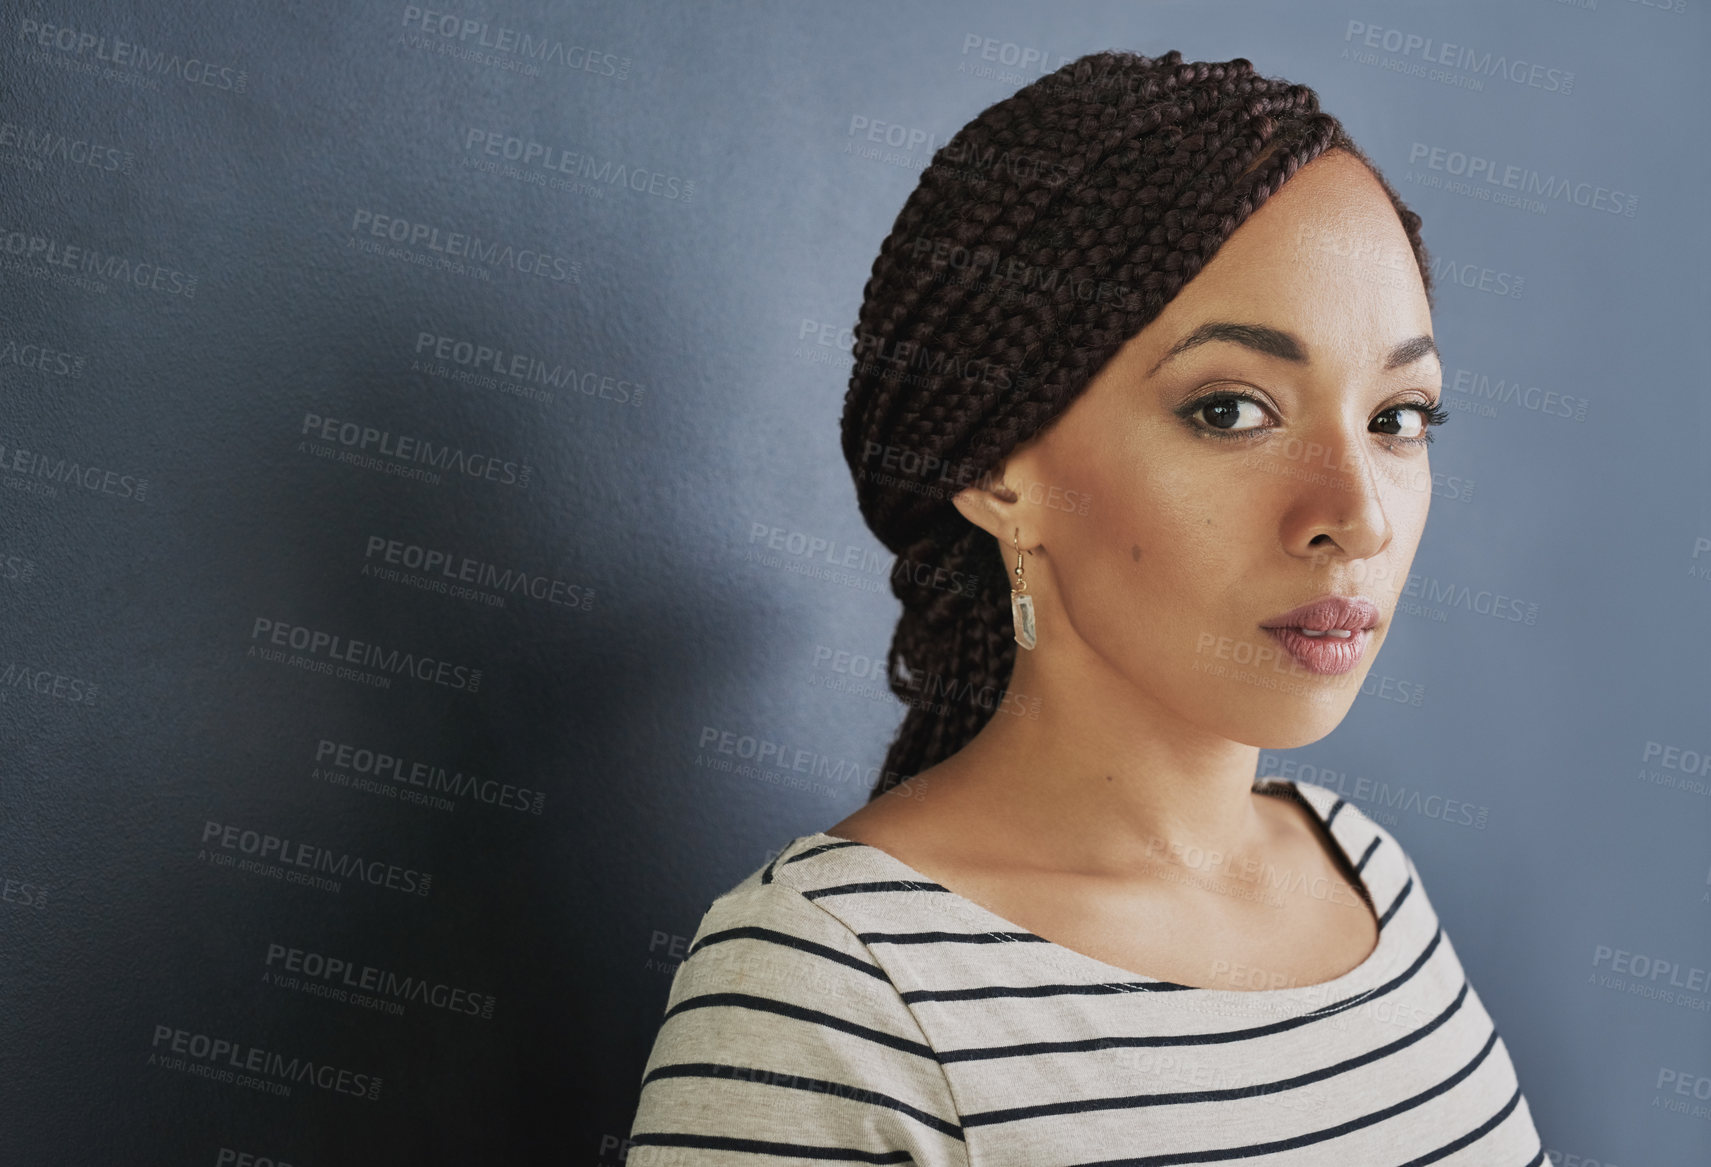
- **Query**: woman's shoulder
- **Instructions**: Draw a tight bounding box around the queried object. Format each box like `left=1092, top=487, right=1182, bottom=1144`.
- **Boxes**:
left=696, top=833, right=875, bottom=923
left=665, top=833, right=903, bottom=1005
left=1258, top=775, right=1404, bottom=851
left=630, top=837, right=967, bottom=1163
left=1259, top=777, right=1433, bottom=917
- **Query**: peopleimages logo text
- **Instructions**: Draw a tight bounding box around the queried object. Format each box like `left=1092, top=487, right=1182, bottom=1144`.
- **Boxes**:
left=300, top=412, right=531, bottom=488
left=249, top=617, right=481, bottom=691
left=150, top=1024, right=381, bottom=1100
left=202, top=820, right=432, bottom=896
left=363, top=535, right=592, bottom=612
left=315, top=738, right=547, bottom=814
left=348, top=209, right=578, bottom=283
left=399, top=6, right=630, bottom=78
left=265, top=942, right=497, bottom=1019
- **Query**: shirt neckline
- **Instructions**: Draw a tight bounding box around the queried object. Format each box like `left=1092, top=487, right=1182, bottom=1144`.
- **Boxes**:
left=798, top=778, right=1406, bottom=1011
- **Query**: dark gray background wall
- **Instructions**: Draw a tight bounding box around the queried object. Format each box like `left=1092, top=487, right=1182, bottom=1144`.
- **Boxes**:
left=2, top=1, right=1707, bottom=1164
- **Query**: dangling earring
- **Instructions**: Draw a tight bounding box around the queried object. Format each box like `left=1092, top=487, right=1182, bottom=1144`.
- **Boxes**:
left=1010, top=527, right=1037, bottom=650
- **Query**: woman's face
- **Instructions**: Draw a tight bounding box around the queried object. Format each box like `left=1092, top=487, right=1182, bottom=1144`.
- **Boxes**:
left=983, top=149, right=1441, bottom=748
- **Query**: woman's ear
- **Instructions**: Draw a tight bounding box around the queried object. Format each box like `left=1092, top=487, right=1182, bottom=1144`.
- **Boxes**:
left=950, top=476, right=1013, bottom=539
left=951, top=446, right=1041, bottom=548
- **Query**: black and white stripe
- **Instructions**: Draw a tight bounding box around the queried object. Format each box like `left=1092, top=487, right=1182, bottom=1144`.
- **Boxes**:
left=628, top=779, right=1544, bottom=1166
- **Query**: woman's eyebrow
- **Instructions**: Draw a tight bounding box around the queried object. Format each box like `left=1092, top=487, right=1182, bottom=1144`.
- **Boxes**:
left=1144, top=321, right=1438, bottom=378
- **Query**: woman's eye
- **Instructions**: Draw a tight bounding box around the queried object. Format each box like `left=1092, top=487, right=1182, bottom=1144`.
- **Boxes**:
left=1181, top=393, right=1447, bottom=447
left=1194, top=395, right=1269, bottom=433
left=1371, top=405, right=1431, bottom=441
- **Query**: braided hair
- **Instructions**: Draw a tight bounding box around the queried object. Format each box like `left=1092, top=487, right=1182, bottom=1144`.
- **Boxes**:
left=838, top=49, right=1433, bottom=800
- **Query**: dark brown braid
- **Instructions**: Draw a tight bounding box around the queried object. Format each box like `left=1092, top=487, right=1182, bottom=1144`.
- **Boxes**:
left=839, top=49, right=1434, bottom=800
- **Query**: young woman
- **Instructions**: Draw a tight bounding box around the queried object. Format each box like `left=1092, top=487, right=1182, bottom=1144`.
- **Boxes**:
left=629, top=49, right=1545, bottom=1164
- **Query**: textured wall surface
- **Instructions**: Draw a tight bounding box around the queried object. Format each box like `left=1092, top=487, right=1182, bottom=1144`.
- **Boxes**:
left=2, top=1, right=1707, bottom=1163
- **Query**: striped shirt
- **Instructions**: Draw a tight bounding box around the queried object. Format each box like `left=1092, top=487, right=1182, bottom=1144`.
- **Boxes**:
left=628, top=778, right=1545, bottom=1165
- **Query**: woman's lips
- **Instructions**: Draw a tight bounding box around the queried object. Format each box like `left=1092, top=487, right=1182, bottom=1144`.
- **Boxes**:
left=1262, top=626, right=1371, bottom=675
left=1259, top=595, right=1380, bottom=632
left=1258, top=595, right=1380, bottom=676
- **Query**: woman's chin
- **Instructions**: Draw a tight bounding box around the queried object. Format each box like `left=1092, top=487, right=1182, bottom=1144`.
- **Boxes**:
left=1205, top=687, right=1361, bottom=751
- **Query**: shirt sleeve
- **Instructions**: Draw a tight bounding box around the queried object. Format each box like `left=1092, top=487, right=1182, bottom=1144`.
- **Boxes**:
left=626, top=873, right=970, bottom=1166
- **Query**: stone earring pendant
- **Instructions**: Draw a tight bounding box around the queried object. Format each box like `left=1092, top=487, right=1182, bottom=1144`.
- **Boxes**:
left=1010, top=528, right=1036, bottom=650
